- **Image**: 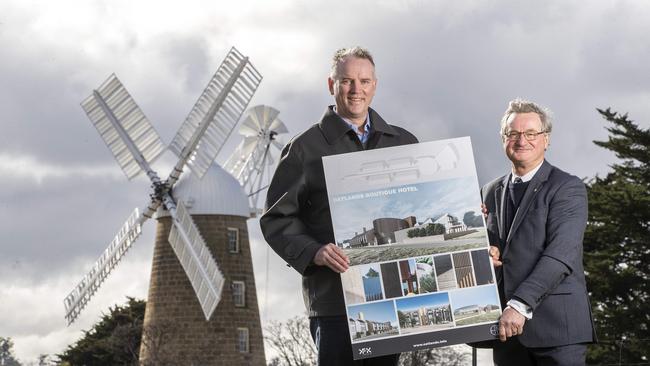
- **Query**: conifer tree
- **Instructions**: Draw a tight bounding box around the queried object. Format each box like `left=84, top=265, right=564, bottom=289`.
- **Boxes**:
left=57, top=297, right=145, bottom=365
left=0, top=337, right=22, bottom=366
left=584, top=108, right=649, bottom=364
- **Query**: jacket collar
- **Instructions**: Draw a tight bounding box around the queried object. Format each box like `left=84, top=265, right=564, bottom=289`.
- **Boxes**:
left=319, top=105, right=399, bottom=145
left=497, top=160, right=552, bottom=190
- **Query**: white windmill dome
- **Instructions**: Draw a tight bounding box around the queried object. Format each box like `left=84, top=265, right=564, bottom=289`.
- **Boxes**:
left=157, top=163, right=251, bottom=218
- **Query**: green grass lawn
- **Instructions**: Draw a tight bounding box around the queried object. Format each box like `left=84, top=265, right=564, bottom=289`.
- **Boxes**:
left=345, top=242, right=487, bottom=266
left=454, top=311, right=500, bottom=326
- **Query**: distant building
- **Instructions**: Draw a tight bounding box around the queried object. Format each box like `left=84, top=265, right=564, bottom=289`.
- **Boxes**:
left=373, top=217, right=412, bottom=244
left=454, top=304, right=481, bottom=315
left=347, top=216, right=417, bottom=247
left=454, top=303, right=501, bottom=316
left=401, top=304, right=453, bottom=328
left=348, top=227, right=377, bottom=248
left=433, top=213, right=467, bottom=234
left=348, top=312, right=395, bottom=340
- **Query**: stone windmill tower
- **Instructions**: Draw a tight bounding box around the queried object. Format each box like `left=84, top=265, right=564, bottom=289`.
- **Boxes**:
left=63, top=48, right=286, bottom=365
left=140, top=165, right=261, bottom=365
left=140, top=107, right=287, bottom=365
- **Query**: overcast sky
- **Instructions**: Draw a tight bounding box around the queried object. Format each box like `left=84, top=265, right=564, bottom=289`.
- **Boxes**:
left=1, top=0, right=650, bottom=363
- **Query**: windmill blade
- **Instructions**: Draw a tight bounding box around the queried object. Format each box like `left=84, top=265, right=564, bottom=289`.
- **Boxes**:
left=239, top=136, right=260, bottom=157
left=64, top=207, right=147, bottom=324
left=168, top=47, right=262, bottom=184
left=238, top=115, right=263, bottom=137
left=250, top=105, right=280, bottom=131
left=223, top=106, right=287, bottom=181
left=81, top=74, right=165, bottom=180
left=268, top=117, right=288, bottom=134
left=239, top=132, right=286, bottom=188
left=167, top=201, right=224, bottom=320
left=222, top=136, right=258, bottom=178
left=250, top=105, right=286, bottom=135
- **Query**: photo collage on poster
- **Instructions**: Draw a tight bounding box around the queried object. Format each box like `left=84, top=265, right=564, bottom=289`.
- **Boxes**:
left=342, top=249, right=500, bottom=343
left=323, top=137, right=502, bottom=355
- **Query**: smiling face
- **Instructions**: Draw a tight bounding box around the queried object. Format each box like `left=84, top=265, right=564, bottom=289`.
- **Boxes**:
left=328, top=56, right=377, bottom=126
left=503, top=112, right=550, bottom=174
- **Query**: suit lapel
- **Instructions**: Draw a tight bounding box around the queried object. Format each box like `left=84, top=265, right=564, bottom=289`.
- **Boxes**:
left=506, top=161, right=552, bottom=244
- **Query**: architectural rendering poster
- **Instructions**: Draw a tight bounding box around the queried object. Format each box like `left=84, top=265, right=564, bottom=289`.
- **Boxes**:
left=323, top=137, right=501, bottom=360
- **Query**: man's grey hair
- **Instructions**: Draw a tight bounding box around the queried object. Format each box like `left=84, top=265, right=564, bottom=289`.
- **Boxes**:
left=500, top=98, right=553, bottom=136
left=330, top=46, right=376, bottom=79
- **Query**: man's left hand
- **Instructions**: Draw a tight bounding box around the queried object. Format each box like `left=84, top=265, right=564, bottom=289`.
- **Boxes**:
left=498, top=307, right=525, bottom=342
left=313, top=243, right=350, bottom=273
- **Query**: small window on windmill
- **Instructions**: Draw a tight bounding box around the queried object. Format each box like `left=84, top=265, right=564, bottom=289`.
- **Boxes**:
left=227, top=227, right=240, bottom=253
left=236, top=327, right=249, bottom=353
left=232, top=280, right=246, bottom=307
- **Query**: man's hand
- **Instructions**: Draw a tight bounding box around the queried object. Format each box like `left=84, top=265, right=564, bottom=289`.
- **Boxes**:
left=489, top=246, right=503, bottom=267
left=481, top=203, right=488, bottom=219
left=314, top=243, right=350, bottom=273
left=498, top=307, right=525, bottom=342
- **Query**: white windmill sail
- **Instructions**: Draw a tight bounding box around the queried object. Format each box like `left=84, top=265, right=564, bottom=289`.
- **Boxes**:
left=67, top=74, right=169, bottom=324
left=222, top=136, right=260, bottom=179
left=65, top=46, right=262, bottom=325
left=168, top=47, right=263, bottom=183
left=223, top=105, right=288, bottom=211
left=64, top=208, right=144, bottom=324
left=81, top=74, right=165, bottom=180
left=167, top=201, right=225, bottom=320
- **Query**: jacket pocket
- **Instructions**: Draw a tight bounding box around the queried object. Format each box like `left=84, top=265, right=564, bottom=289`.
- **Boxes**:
left=549, top=282, right=573, bottom=295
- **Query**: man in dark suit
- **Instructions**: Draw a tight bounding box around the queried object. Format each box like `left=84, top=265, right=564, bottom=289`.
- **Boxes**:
left=482, top=99, right=595, bottom=365
left=260, top=47, right=417, bottom=365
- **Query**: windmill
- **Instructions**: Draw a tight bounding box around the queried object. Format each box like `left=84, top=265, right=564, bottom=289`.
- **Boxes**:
left=223, top=105, right=288, bottom=212
left=64, top=47, right=269, bottom=364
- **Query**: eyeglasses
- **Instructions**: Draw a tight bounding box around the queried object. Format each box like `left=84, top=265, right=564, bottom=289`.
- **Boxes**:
left=503, top=130, right=547, bottom=141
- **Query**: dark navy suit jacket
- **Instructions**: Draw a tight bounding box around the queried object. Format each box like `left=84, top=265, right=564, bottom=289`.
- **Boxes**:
left=481, top=160, right=595, bottom=347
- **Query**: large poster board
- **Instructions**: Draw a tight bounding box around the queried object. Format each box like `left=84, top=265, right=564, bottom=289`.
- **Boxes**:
left=323, top=137, right=500, bottom=360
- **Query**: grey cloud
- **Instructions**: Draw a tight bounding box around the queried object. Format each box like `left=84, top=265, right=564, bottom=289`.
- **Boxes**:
left=2, top=0, right=650, bottom=361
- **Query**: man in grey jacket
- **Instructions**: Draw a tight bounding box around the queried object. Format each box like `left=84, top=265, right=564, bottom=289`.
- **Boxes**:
left=482, top=99, right=595, bottom=365
left=260, top=47, right=417, bottom=365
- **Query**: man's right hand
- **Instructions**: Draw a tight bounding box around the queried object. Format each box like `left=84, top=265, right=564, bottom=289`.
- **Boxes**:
left=481, top=203, right=488, bottom=218
left=489, top=245, right=503, bottom=267
left=498, top=306, right=526, bottom=342
left=314, top=243, right=350, bottom=273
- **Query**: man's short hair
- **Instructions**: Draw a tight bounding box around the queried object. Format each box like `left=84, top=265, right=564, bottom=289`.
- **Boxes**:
left=500, top=98, right=553, bottom=136
left=330, top=46, right=375, bottom=79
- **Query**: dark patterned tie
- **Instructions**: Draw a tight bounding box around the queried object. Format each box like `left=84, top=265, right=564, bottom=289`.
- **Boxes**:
left=506, top=177, right=526, bottom=237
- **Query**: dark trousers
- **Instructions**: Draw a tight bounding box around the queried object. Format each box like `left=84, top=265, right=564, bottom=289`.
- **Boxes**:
left=493, top=337, right=587, bottom=366
left=310, top=316, right=399, bottom=366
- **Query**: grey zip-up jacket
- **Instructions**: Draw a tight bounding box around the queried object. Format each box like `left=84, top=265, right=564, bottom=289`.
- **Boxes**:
left=260, top=106, right=418, bottom=317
